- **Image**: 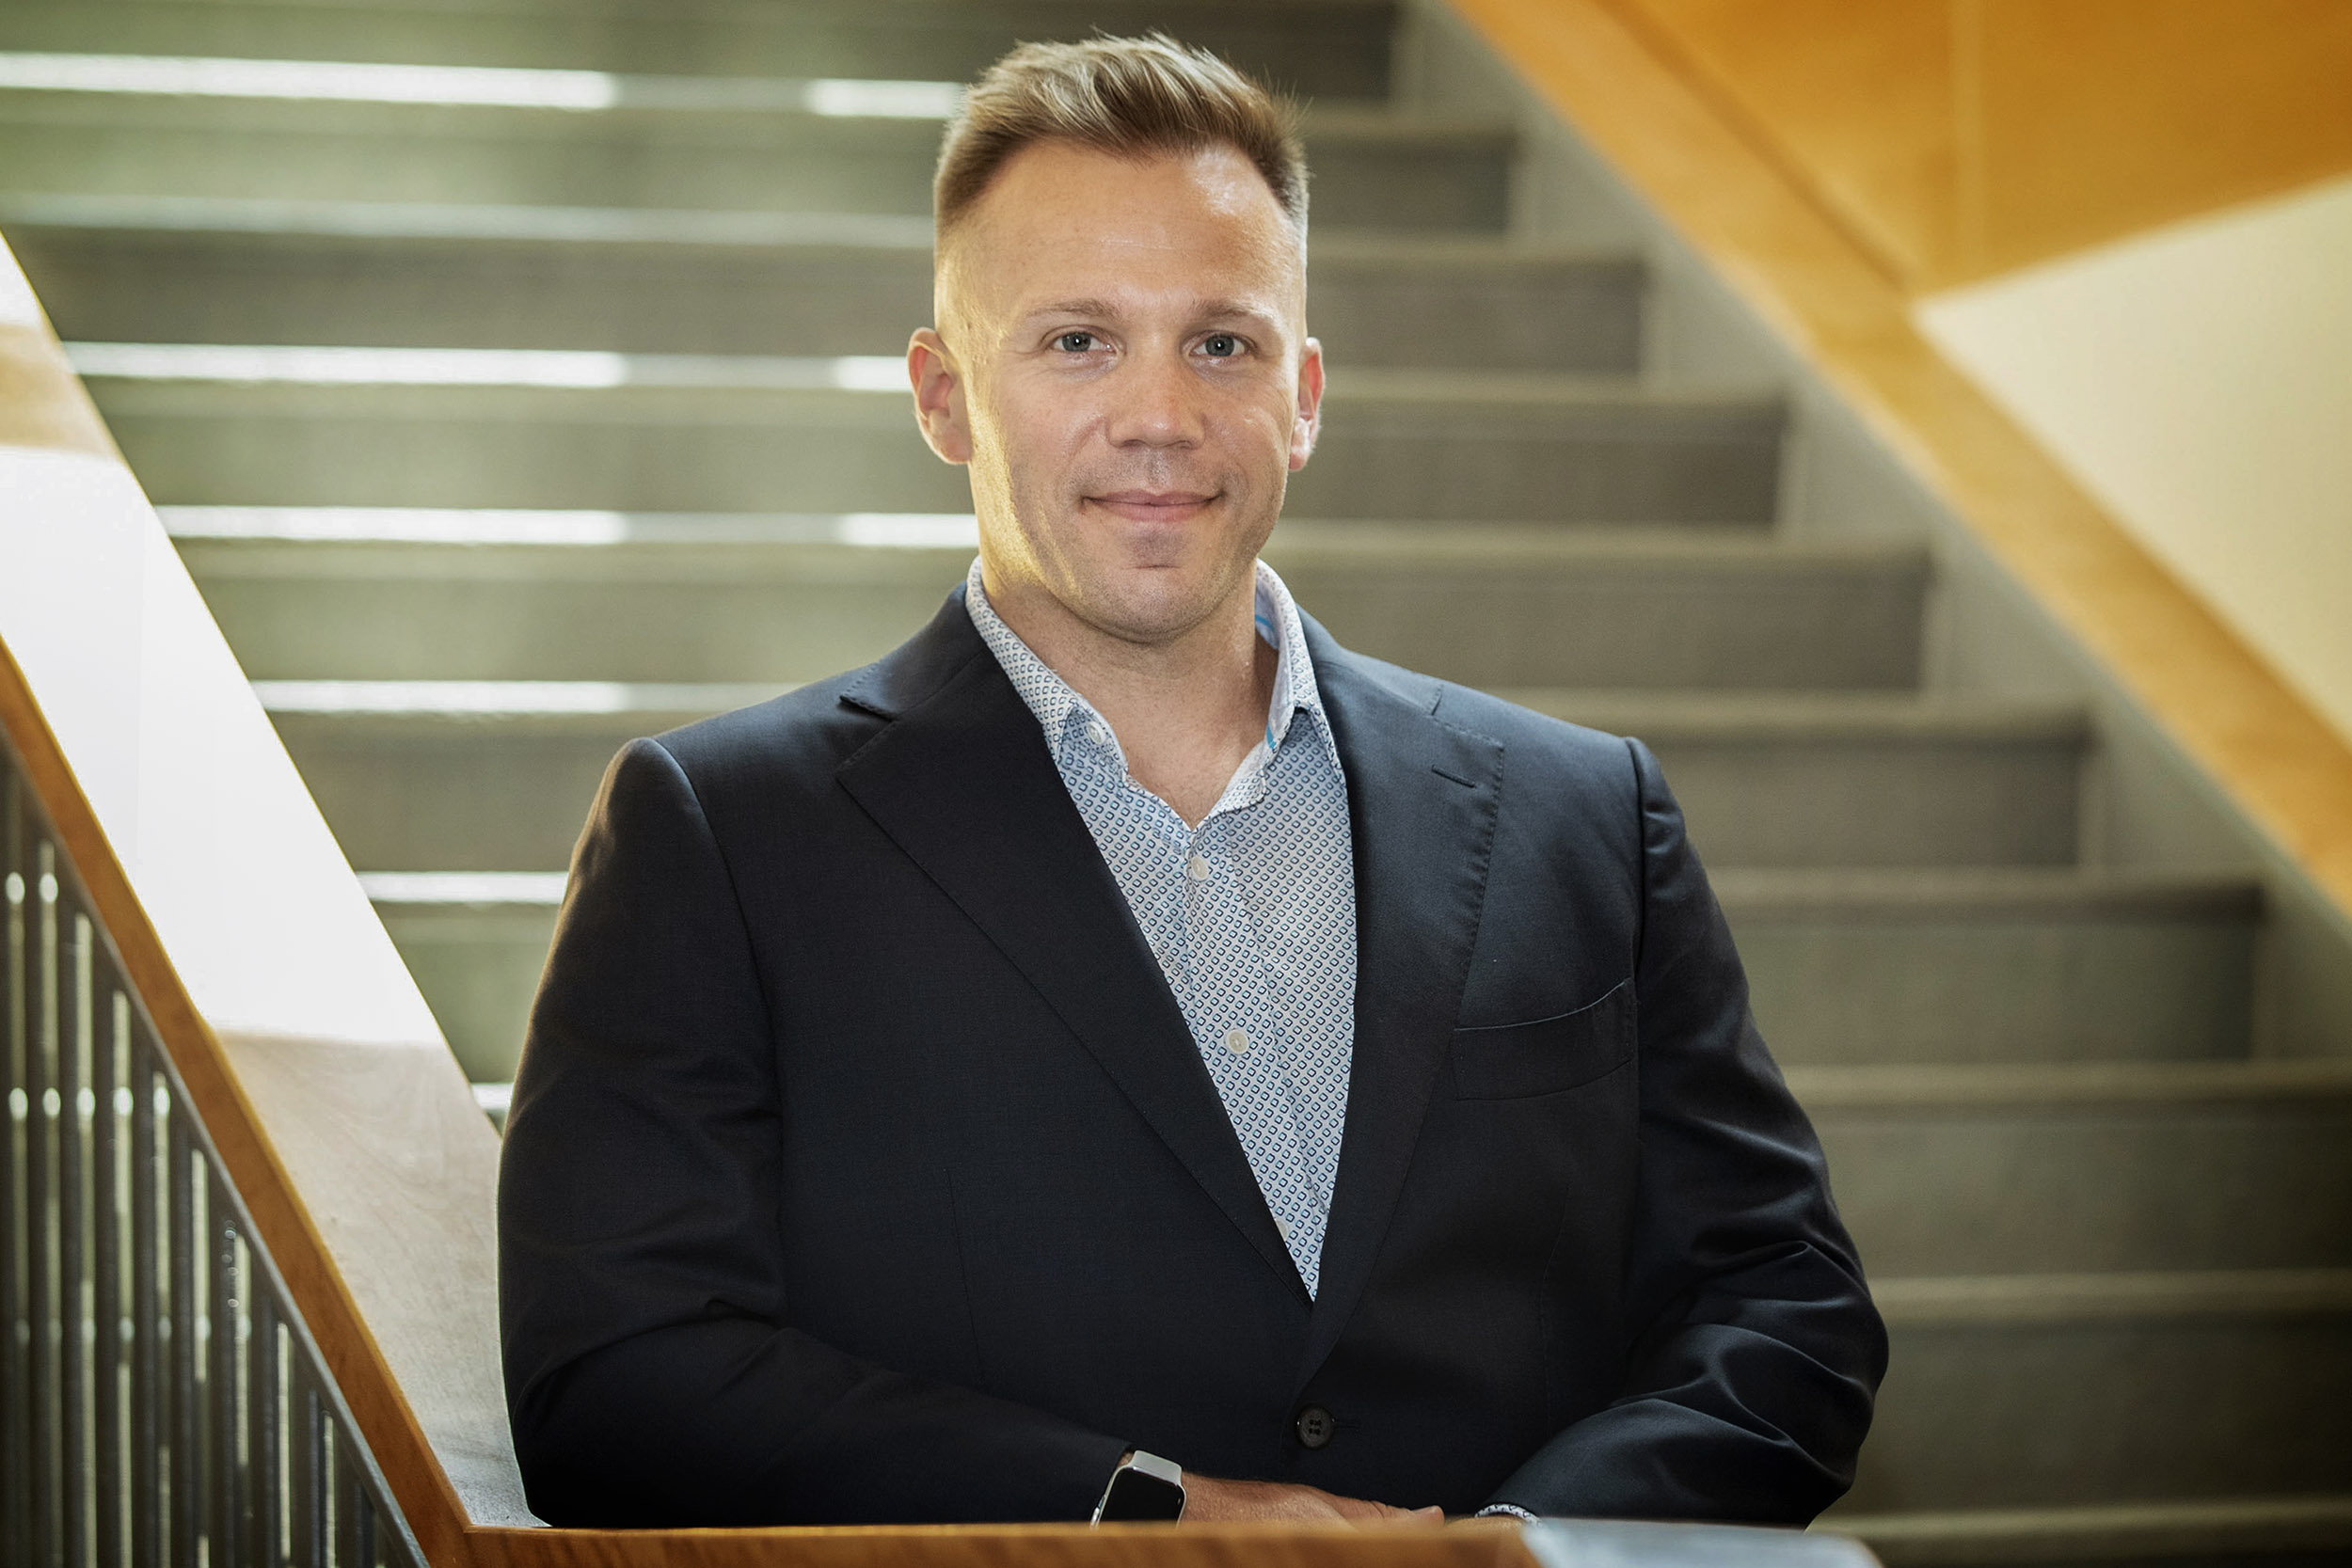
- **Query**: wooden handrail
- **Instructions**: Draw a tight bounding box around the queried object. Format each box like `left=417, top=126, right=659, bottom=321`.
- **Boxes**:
left=472, top=1522, right=1532, bottom=1568
left=1446, top=0, right=2352, bottom=929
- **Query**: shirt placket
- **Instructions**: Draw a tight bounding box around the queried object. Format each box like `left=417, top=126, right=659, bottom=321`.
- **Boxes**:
left=1051, top=682, right=1334, bottom=1289
left=1184, top=802, right=1329, bottom=1278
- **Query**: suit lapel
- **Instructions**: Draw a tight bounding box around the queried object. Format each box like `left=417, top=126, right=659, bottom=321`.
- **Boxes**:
left=1297, top=622, right=1503, bottom=1386
left=834, top=595, right=1304, bottom=1296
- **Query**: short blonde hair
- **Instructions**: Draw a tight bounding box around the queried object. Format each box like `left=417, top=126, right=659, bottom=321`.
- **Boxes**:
left=934, top=35, right=1308, bottom=239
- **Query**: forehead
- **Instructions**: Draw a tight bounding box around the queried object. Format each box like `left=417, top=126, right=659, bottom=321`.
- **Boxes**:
left=942, top=140, right=1302, bottom=313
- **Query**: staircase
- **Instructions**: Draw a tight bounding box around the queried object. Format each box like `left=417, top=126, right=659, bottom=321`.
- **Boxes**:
left=6, top=0, right=2349, bottom=1558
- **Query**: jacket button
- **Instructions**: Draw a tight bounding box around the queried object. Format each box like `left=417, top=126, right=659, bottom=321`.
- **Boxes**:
left=1295, top=1404, right=1336, bottom=1449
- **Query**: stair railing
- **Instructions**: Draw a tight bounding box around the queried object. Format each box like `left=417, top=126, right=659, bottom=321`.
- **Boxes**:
left=4, top=731, right=421, bottom=1568
left=1, top=230, right=518, bottom=1567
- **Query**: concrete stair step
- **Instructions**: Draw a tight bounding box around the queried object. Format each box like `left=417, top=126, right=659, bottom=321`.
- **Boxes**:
left=1835, top=1493, right=2352, bottom=1567
left=1845, top=1270, right=2352, bottom=1513
left=170, top=513, right=1912, bottom=690
left=1720, top=869, right=2261, bottom=1065
left=387, top=869, right=2258, bottom=1086
left=1795, top=1060, right=2352, bottom=1275
left=0, top=70, right=1505, bottom=231
left=1509, top=692, right=2086, bottom=870
left=262, top=679, right=2079, bottom=884
left=363, top=871, right=565, bottom=1085
left=5, top=198, right=1644, bottom=372
left=0, top=4, right=1403, bottom=96
left=84, top=347, right=1779, bottom=522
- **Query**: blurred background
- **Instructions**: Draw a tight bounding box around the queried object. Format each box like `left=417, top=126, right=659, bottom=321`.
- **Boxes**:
left=3, top=1, right=2349, bottom=1562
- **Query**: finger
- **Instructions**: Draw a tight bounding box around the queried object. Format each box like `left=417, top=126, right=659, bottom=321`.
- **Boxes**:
left=1322, top=1496, right=1394, bottom=1522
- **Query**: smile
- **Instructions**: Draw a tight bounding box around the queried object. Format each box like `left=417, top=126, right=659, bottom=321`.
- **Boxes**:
left=1088, top=489, right=1218, bottom=522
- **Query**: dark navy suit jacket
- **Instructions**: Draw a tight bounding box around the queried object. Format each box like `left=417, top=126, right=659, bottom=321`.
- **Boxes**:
left=497, top=588, right=1885, bottom=1526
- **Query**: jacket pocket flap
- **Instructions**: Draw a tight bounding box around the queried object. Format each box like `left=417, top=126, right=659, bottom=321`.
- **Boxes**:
left=1451, top=978, right=1636, bottom=1100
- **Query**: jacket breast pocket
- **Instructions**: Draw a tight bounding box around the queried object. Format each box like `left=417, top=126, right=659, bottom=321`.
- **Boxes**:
left=1451, top=978, right=1636, bottom=1101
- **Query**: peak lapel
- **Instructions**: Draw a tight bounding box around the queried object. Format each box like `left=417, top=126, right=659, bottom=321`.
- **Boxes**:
left=1298, top=626, right=1502, bottom=1386
left=834, top=599, right=1303, bottom=1296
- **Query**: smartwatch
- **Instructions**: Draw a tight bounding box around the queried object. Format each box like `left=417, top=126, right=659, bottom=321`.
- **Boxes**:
left=1092, top=1449, right=1186, bottom=1523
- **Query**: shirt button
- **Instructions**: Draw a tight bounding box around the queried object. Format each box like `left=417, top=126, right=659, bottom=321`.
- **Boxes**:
left=1295, top=1405, right=1336, bottom=1449
left=1184, top=852, right=1210, bottom=882
left=1275, top=1217, right=1291, bottom=1242
left=1222, top=1027, right=1249, bottom=1055
left=1086, top=721, right=1109, bottom=747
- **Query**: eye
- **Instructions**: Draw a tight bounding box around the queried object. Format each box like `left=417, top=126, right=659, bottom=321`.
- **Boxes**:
left=1199, top=333, right=1242, bottom=358
left=1054, top=331, right=1099, bottom=354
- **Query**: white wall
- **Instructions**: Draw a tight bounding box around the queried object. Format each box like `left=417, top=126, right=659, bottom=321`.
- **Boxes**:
left=1917, top=172, right=2352, bottom=746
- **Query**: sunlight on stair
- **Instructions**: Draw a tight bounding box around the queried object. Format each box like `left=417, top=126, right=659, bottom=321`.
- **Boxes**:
left=0, top=51, right=961, bottom=118
left=162, top=506, right=981, bottom=547
left=251, top=679, right=794, bottom=715
left=358, top=871, right=569, bottom=905
left=63, top=341, right=910, bottom=390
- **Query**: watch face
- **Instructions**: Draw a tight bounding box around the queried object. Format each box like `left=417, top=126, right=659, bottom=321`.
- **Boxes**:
left=1097, top=1466, right=1186, bottom=1522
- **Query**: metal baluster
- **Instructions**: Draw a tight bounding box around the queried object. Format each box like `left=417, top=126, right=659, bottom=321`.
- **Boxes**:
left=62, top=906, right=90, bottom=1568
left=247, top=1293, right=279, bottom=1568
left=288, top=1367, right=324, bottom=1568
left=3, top=792, right=31, bottom=1568
left=95, top=990, right=123, bottom=1568
left=332, top=1430, right=373, bottom=1568
left=167, top=1104, right=198, bottom=1568
left=32, top=844, right=58, bottom=1568
left=128, top=1044, right=160, bottom=1568
left=1, top=744, right=423, bottom=1568
left=210, top=1177, right=242, bottom=1568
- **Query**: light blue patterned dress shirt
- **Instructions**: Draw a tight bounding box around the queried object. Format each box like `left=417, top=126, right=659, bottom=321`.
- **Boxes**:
left=964, top=558, right=1358, bottom=1295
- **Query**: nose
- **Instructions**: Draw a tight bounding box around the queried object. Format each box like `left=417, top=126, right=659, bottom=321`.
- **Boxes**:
left=1103, top=345, right=1205, bottom=451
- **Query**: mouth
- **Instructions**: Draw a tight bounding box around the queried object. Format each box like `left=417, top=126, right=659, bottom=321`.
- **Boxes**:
left=1087, top=488, right=1219, bottom=524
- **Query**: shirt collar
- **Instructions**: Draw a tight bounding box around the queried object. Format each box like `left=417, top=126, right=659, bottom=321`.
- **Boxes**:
left=963, top=556, right=1330, bottom=767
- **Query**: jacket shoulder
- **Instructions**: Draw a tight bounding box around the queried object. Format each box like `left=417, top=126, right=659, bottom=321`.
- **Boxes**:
left=1305, top=618, right=1637, bottom=802
left=1426, top=680, right=1641, bottom=803
left=648, top=672, right=888, bottom=809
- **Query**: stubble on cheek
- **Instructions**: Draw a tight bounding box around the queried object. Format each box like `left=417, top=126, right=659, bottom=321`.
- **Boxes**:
left=968, top=359, right=1294, bottom=641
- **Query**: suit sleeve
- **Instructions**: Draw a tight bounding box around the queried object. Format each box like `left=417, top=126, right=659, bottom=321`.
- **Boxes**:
left=498, top=737, right=1129, bottom=1526
left=1485, top=737, right=1886, bottom=1523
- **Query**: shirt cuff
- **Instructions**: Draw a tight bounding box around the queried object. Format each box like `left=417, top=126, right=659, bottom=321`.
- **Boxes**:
left=1477, top=1503, right=1541, bottom=1523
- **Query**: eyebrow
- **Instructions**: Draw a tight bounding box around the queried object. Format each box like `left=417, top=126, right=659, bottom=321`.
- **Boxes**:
left=1015, top=297, right=1284, bottom=330
left=1019, top=298, right=1123, bottom=325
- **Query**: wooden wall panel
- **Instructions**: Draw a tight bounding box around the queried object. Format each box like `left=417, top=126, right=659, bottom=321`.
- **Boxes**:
left=1601, top=0, right=1958, bottom=284
left=1977, top=1, right=2352, bottom=277
left=1612, top=0, right=2352, bottom=288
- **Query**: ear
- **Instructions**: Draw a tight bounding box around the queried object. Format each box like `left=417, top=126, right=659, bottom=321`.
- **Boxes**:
left=908, top=328, right=973, bottom=465
left=1288, top=337, right=1325, bottom=472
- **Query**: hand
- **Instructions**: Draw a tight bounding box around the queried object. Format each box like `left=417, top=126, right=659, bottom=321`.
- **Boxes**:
left=1180, top=1473, right=1444, bottom=1525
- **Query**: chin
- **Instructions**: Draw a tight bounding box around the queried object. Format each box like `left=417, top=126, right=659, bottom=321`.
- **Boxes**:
left=1078, top=565, right=1234, bottom=645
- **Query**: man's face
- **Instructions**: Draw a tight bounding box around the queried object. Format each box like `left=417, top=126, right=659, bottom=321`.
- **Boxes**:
left=912, top=139, right=1323, bottom=648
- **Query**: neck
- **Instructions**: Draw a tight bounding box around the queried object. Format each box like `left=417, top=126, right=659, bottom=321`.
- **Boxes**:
left=981, top=564, right=1278, bottom=828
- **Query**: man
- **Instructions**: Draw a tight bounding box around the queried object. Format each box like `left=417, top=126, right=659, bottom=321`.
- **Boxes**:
left=499, top=36, right=1884, bottom=1528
